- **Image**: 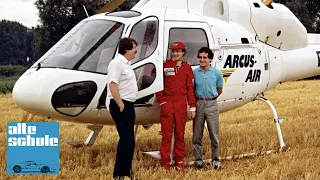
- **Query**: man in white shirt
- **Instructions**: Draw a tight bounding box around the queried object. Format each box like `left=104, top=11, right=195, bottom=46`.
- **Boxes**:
left=106, top=37, right=138, bottom=180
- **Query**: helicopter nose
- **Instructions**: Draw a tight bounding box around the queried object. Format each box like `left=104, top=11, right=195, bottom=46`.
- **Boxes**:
left=13, top=68, right=101, bottom=119
left=12, top=69, right=51, bottom=115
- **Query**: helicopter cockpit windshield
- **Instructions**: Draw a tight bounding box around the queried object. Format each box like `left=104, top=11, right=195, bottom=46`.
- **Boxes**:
left=34, top=19, right=125, bottom=74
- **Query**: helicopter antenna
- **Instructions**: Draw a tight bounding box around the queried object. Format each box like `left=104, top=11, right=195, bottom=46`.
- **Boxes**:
left=83, top=5, right=89, bottom=17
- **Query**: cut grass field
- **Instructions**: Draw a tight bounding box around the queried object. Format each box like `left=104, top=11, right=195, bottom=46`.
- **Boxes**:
left=0, top=76, right=19, bottom=93
left=0, top=80, right=319, bottom=179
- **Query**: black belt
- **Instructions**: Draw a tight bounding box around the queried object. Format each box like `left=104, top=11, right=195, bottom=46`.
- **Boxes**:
left=196, top=97, right=217, bottom=101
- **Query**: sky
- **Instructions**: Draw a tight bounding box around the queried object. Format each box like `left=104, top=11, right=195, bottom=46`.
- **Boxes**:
left=0, top=0, right=39, bottom=28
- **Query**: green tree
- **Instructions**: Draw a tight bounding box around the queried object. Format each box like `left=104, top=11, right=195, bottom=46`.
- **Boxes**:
left=0, top=20, right=34, bottom=66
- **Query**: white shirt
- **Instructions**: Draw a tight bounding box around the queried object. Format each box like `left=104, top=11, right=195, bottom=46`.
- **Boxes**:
left=105, top=54, right=138, bottom=111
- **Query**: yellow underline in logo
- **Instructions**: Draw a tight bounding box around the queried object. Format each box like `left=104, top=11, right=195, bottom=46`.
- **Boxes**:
left=221, top=68, right=236, bottom=83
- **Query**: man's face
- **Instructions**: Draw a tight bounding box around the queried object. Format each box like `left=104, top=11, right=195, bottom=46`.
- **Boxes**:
left=126, top=43, right=138, bottom=61
left=171, top=49, right=185, bottom=61
left=199, top=52, right=212, bottom=67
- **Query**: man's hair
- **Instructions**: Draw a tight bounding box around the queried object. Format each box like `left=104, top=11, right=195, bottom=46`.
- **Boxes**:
left=118, top=38, right=138, bottom=55
left=197, top=47, right=214, bottom=59
left=181, top=48, right=186, bottom=55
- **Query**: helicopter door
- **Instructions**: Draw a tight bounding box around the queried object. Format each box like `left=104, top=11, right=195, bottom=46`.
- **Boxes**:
left=124, top=14, right=164, bottom=106
left=266, top=50, right=283, bottom=89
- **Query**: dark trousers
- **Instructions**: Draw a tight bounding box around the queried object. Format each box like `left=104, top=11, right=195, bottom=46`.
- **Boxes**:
left=109, top=99, right=135, bottom=178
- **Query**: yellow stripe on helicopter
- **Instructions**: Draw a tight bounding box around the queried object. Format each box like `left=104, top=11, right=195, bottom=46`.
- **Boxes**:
left=221, top=68, right=236, bottom=83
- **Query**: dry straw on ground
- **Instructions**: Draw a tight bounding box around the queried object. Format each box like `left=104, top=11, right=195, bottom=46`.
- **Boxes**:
left=0, top=80, right=320, bottom=180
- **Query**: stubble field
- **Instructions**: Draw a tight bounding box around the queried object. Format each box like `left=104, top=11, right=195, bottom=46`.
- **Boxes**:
left=0, top=80, right=320, bottom=180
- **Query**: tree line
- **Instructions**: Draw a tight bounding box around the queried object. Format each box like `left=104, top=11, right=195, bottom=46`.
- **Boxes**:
left=0, top=0, right=319, bottom=67
left=0, top=20, right=35, bottom=66
left=0, top=0, right=139, bottom=67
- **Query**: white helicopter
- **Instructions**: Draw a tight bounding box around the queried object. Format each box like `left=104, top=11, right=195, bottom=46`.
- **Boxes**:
left=12, top=0, right=320, bottom=156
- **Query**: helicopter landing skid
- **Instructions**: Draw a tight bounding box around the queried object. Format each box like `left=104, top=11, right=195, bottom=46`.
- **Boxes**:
left=66, top=124, right=103, bottom=147
left=66, top=124, right=140, bottom=147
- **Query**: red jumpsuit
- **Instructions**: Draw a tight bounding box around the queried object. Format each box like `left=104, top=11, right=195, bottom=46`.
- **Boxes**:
left=156, top=59, right=196, bottom=166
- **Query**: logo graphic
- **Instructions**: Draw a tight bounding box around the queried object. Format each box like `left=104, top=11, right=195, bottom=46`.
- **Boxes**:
left=221, top=68, right=236, bottom=83
left=7, top=122, right=60, bottom=174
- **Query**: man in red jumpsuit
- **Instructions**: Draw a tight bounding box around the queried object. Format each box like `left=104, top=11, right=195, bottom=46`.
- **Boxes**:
left=156, top=42, right=196, bottom=171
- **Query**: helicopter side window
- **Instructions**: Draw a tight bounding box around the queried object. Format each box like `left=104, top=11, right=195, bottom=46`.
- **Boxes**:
left=52, top=81, right=98, bottom=116
left=134, top=63, right=156, bottom=104
left=129, top=17, right=159, bottom=64
left=167, top=28, right=209, bottom=65
left=134, top=63, right=156, bottom=91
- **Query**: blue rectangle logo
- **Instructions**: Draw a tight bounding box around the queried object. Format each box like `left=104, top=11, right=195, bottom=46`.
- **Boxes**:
left=6, top=122, right=60, bottom=174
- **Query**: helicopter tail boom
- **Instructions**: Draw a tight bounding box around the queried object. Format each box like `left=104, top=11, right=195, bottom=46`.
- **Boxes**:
left=282, top=34, right=320, bottom=82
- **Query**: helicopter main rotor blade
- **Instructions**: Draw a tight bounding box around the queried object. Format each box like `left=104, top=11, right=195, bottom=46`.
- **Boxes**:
left=97, top=0, right=126, bottom=14
left=262, top=0, right=273, bottom=7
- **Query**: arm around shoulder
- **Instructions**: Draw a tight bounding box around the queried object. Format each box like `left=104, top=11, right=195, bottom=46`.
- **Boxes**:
left=186, top=64, right=196, bottom=110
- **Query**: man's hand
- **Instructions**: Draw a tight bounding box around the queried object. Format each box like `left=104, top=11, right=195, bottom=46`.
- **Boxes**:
left=189, top=111, right=196, bottom=119
left=109, top=82, right=125, bottom=112
left=119, top=101, right=125, bottom=112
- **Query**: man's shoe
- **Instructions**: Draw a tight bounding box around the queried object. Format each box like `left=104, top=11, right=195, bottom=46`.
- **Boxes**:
left=214, top=164, right=223, bottom=170
left=175, top=162, right=185, bottom=171
left=114, top=176, right=132, bottom=180
left=194, top=163, right=203, bottom=169
left=114, top=176, right=124, bottom=180
left=213, top=160, right=223, bottom=170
